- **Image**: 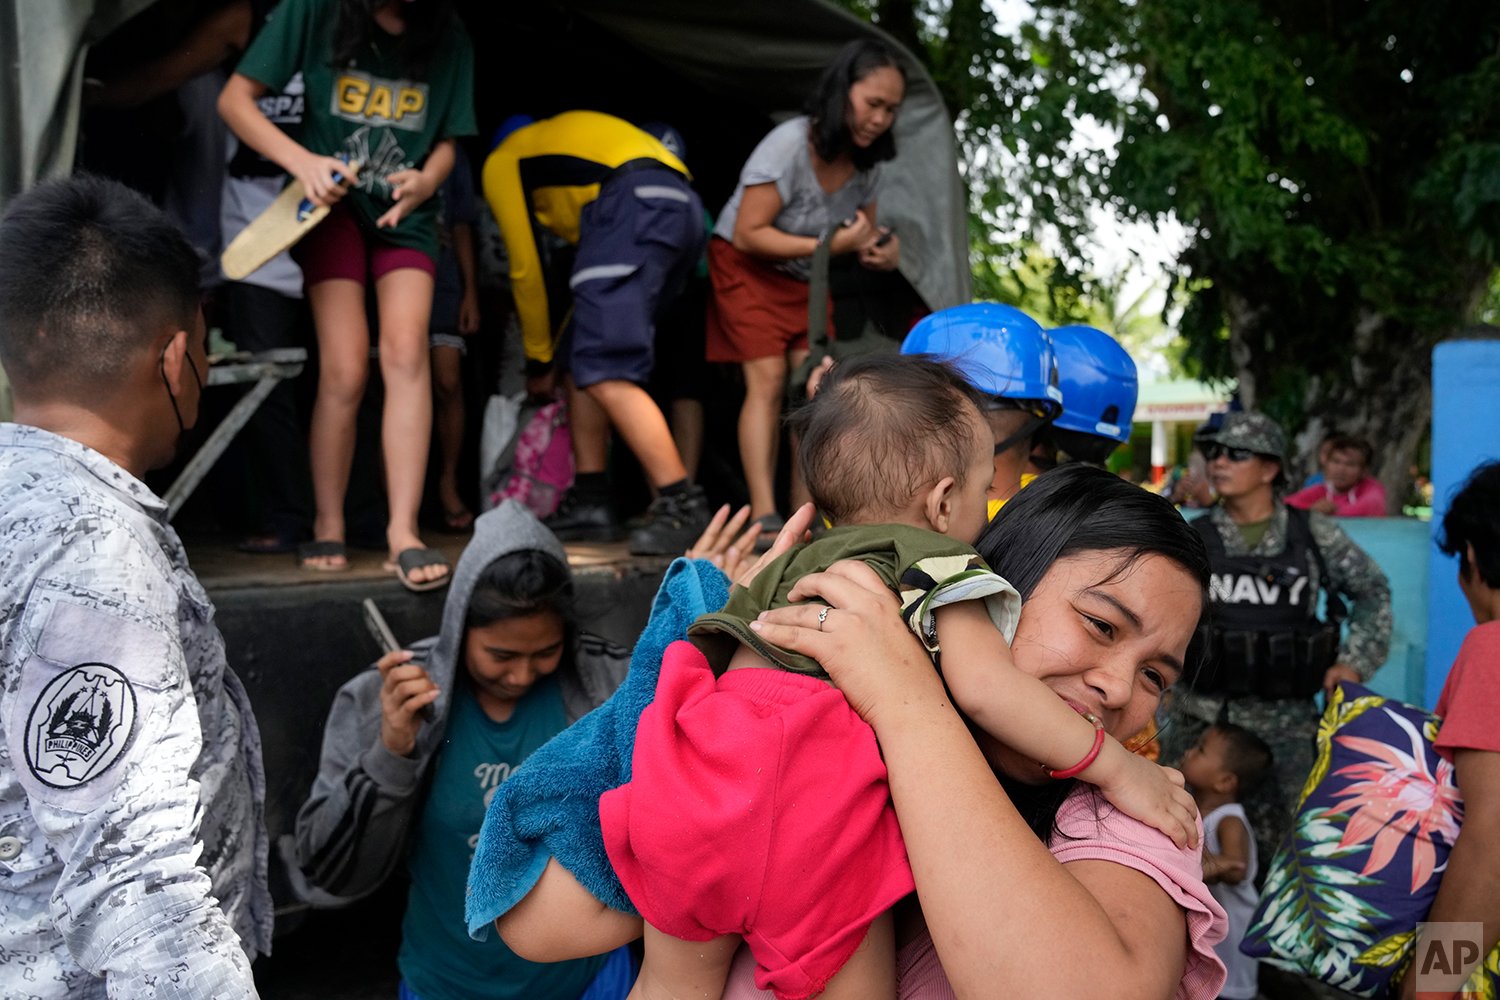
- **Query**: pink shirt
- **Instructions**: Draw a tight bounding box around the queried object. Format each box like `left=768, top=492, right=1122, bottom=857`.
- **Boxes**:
left=1434, top=619, right=1500, bottom=760
left=1284, top=476, right=1388, bottom=517
left=720, top=785, right=1228, bottom=1000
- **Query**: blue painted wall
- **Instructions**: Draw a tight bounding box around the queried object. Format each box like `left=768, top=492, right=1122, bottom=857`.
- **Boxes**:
left=1425, top=340, right=1500, bottom=707
left=1340, top=518, right=1430, bottom=706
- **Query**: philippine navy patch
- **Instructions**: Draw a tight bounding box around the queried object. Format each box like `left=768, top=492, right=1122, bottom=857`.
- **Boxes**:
left=24, top=663, right=137, bottom=788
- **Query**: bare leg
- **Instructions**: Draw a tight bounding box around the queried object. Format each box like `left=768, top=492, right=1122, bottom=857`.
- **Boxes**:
left=374, top=267, right=445, bottom=586
left=713, top=911, right=896, bottom=1000
left=430, top=343, right=468, bottom=524
left=629, top=923, right=741, bottom=1000
left=566, top=375, right=612, bottom=476
left=814, top=911, right=896, bottom=1000
left=582, top=378, right=687, bottom=489
left=783, top=349, right=812, bottom=513
left=739, top=355, right=787, bottom=519
left=304, top=279, right=369, bottom=569
left=496, top=857, right=643, bottom=963
left=671, top=398, right=704, bottom=484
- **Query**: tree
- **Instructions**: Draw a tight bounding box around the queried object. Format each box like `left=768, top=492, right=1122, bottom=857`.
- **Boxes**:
left=857, top=0, right=1500, bottom=504
left=971, top=242, right=1192, bottom=378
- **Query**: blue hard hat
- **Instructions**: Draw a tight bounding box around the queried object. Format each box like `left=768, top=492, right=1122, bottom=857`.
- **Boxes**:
left=900, top=303, right=1063, bottom=415
left=1047, top=325, right=1137, bottom=444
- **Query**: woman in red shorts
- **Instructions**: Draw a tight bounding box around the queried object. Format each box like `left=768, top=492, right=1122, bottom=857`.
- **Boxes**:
left=708, top=40, right=905, bottom=534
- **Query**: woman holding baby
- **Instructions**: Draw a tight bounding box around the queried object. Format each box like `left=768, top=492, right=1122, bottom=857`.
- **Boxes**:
left=487, top=460, right=1226, bottom=1000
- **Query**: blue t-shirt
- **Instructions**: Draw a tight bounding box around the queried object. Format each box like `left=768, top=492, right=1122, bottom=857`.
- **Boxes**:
left=398, top=675, right=604, bottom=1000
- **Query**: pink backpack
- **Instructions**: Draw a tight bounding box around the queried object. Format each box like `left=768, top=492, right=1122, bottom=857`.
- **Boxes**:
left=486, top=398, right=575, bottom=518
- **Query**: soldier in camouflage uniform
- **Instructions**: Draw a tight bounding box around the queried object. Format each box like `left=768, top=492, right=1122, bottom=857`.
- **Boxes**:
left=1159, top=412, right=1392, bottom=870
left=0, top=177, right=271, bottom=998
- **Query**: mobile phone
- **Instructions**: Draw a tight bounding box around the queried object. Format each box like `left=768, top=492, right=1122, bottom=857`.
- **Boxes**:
left=362, top=599, right=435, bottom=722
left=874, top=227, right=895, bottom=247
left=362, top=598, right=400, bottom=654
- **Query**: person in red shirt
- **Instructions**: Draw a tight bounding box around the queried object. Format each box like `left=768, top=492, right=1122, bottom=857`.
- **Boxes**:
left=1399, top=460, right=1500, bottom=998
left=1285, top=434, right=1388, bottom=517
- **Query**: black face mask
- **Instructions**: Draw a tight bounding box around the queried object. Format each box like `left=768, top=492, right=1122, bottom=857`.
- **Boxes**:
left=159, top=341, right=204, bottom=436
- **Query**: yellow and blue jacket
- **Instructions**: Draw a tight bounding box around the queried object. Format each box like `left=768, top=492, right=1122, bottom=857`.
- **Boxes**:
left=481, top=111, right=690, bottom=367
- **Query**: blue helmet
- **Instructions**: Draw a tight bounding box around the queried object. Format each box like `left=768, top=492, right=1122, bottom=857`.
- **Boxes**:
left=1047, top=325, right=1137, bottom=444
left=900, top=303, right=1062, bottom=415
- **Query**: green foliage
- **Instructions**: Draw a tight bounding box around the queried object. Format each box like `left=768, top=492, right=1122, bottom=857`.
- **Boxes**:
left=971, top=240, right=1193, bottom=377
left=1481, top=269, right=1500, bottom=326
left=838, top=0, right=1500, bottom=464
left=1017, top=2, right=1500, bottom=414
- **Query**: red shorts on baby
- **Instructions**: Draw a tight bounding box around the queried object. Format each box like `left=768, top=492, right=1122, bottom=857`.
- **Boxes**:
left=600, top=640, right=914, bottom=1000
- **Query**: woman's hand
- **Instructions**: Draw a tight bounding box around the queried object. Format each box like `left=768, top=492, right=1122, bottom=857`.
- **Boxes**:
left=858, top=228, right=900, bottom=271
left=376, top=168, right=437, bottom=228
left=378, top=649, right=438, bottom=757
left=685, top=503, right=758, bottom=575
left=685, top=502, right=817, bottom=589
left=827, top=210, right=876, bottom=256
left=752, top=559, right=936, bottom=725
left=290, top=149, right=356, bottom=208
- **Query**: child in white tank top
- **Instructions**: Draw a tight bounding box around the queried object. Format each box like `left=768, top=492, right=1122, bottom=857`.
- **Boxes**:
left=1182, top=722, right=1273, bottom=1000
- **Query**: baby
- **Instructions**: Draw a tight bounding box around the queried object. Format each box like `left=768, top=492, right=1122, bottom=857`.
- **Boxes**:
left=600, top=354, right=1197, bottom=1000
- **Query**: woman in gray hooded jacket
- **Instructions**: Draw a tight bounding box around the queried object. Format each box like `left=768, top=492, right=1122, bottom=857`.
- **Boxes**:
left=294, top=500, right=632, bottom=1000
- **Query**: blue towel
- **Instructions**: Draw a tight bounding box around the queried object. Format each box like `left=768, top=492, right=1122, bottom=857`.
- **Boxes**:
left=466, top=557, right=729, bottom=939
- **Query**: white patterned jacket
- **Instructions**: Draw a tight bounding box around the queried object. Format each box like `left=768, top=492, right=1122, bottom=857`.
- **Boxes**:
left=0, top=424, right=271, bottom=999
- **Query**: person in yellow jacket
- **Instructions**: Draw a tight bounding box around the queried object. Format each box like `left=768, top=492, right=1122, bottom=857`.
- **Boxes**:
left=483, top=112, right=707, bottom=555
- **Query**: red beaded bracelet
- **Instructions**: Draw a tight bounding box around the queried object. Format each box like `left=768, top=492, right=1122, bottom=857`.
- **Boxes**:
left=1044, top=706, right=1106, bottom=780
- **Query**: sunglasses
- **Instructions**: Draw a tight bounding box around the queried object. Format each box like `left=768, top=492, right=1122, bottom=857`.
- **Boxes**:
left=1202, top=444, right=1257, bottom=462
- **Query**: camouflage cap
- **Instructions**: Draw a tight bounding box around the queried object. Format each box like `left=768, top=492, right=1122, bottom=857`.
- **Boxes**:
left=1194, top=411, right=1286, bottom=460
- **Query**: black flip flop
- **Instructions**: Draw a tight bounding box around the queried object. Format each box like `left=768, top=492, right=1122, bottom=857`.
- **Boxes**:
left=297, top=540, right=349, bottom=572
left=392, top=547, right=451, bottom=593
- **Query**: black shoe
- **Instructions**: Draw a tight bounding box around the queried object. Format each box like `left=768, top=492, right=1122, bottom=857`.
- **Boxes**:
left=542, top=492, right=622, bottom=542
left=628, top=485, right=711, bottom=556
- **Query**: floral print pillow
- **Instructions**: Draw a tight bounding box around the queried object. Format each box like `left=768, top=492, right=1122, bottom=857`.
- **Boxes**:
left=1241, top=682, right=1497, bottom=997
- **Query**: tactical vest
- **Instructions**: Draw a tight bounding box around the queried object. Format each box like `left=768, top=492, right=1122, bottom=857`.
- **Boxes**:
left=1189, top=508, right=1344, bottom=700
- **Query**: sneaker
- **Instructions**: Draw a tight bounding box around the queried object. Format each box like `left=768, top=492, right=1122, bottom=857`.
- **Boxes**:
left=542, top=492, right=622, bottom=542
left=628, top=485, right=712, bottom=556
